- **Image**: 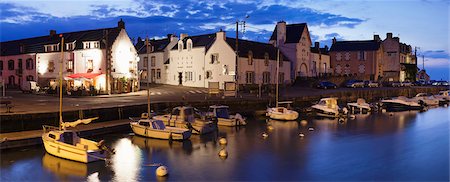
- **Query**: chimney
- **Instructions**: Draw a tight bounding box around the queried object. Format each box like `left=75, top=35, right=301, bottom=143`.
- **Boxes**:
left=324, top=45, right=329, bottom=52
left=216, top=29, right=226, bottom=40
left=167, top=34, right=173, bottom=39
left=374, top=34, right=380, bottom=42
left=118, top=18, right=125, bottom=29
left=332, top=37, right=337, bottom=44
left=314, top=42, right=319, bottom=49
left=180, top=33, right=188, bottom=40
left=169, top=34, right=177, bottom=42
left=387, top=32, right=393, bottom=39
left=276, top=21, right=286, bottom=45
left=49, top=30, right=56, bottom=36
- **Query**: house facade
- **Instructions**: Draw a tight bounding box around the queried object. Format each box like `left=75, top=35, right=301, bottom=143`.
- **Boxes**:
left=0, top=53, right=37, bottom=89
left=269, top=21, right=312, bottom=79
left=381, top=33, right=417, bottom=82
left=310, top=42, right=331, bottom=77
left=329, top=36, right=384, bottom=81
left=0, top=19, right=139, bottom=94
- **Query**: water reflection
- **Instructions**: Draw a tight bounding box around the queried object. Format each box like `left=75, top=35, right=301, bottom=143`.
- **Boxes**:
left=131, top=135, right=193, bottom=155
left=111, top=138, right=142, bottom=182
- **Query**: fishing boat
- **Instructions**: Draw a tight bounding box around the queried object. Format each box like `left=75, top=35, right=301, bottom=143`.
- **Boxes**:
left=207, top=105, right=246, bottom=126
left=434, top=90, right=450, bottom=105
left=412, top=93, right=439, bottom=106
left=347, top=98, right=371, bottom=113
left=130, top=119, right=191, bottom=140
left=153, top=106, right=217, bottom=135
left=42, top=35, right=109, bottom=163
left=266, top=46, right=299, bottom=121
left=381, top=96, right=423, bottom=111
left=311, top=98, right=341, bottom=118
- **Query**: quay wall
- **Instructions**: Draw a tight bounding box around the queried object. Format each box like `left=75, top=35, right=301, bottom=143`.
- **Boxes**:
left=0, top=87, right=445, bottom=133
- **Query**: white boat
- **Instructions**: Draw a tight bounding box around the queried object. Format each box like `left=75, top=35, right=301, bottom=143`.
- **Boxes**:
left=412, top=93, right=439, bottom=106
left=207, top=105, right=246, bottom=126
left=265, top=47, right=299, bottom=121
left=347, top=98, right=371, bottom=113
left=130, top=119, right=191, bottom=140
left=311, top=98, right=340, bottom=118
left=266, top=101, right=299, bottom=121
left=434, top=90, right=450, bottom=105
left=153, top=106, right=217, bottom=135
left=42, top=36, right=109, bottom=163
left=381, top=96, right=423, bottom=111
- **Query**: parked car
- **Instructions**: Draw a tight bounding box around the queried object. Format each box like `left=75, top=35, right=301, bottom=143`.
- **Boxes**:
left=413, top=80, right=427, bottom=86
left=364, top=80, right=379, bottom=88
left=22, top=81, right=40, bottom=93
left=316, top=81, right=337, bottom=89
left=345, top=80, right=365, bottom=88
left=402, top=81, right=413, bottom=87
left=432, top=81, right=449, bottom=86
left=390, top=82, right=402, bottom=87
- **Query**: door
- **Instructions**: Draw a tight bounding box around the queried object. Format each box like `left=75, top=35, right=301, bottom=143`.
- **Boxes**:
left=151, top=69, right=156, bottom=83
left=178, top=72, right=183, bottom=85
left=8, top=75, right=15, bottom=87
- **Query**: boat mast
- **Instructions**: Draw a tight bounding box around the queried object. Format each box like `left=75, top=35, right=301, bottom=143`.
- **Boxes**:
left=275, top=46, right=279, bottom=108
left=59, top=35, right=64, bottom=130
left=146, top=37, right=150, bottom=118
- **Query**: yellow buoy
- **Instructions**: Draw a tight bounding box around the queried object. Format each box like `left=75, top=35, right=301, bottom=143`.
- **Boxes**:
left=219, top=137, right=227, bottom=145
left=267, top=125, right=274, bottom=131
left=156, top=166, right=169, bottom=177
left=218, top=149, right=228, bottom=158
left=300, top=120, right=308, bottom=126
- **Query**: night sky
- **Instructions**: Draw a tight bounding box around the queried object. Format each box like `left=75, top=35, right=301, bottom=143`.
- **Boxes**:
left=1, top=0, right=448, bottom=80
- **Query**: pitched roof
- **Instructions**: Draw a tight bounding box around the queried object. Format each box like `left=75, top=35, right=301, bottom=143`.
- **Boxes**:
left=170, top=34, right=216, bottom=51
left=137, top=38, right=171, bottom=54
left=0, top=27, right=121, bottom=56
left=310, top=46, right=330, bottom=55
left=330, top=40, right=381, bottom=52
left=269, top=23, right=307, bottom=43
left=225, top=38, right=289, bottom=61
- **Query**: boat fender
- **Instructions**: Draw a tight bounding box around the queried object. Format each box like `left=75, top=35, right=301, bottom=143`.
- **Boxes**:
left=267, top=125, right=274, bottom=131
left=262, top=132, right=269, bottom=138
left=308, top=127, right=314, bottom=131
left=219, top=137, right=227, bottom=145
left=299, top=133, right=305, bottom=137
left=156, top=165, right=169, bottom=177
left=218, top=149, right=228, bottom=158
left=300, top=120, right=308, bottom=126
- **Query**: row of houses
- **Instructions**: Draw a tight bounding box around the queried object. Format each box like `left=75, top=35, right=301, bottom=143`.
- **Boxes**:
left=0, top=19, right=418, bottom=94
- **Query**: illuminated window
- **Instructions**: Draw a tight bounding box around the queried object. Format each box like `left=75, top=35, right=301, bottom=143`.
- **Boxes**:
left=248, top=51, right=253, bottom=65
left=48, top=61, right=55, bottom=72
left=143, top=57, right=148, bottom=68
left=151, top=56, right=156, bottom=67
left=26, top=59, right=33, bottom=70
left=93, top=41, right=100, bottom=48
left=87, top=59, right=93, bottom=72
left=67, top=59, right=74, bottom=72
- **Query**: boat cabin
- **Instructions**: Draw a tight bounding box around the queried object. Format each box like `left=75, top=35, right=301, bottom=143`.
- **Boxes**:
left=318, top=98, right=338, bottom=109
left=47, top=130, right=80, bottom=146
left=171, top=106, right=195, bottom=122
left=208, top=105, right=230, bottom=119
left=138, top=119, right=166, bottom=130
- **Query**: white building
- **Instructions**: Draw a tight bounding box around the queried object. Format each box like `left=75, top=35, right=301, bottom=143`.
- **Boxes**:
left=136, top=30, right=291, bottom=89
left=19, top=19, right=139, bottom=94
left=310, top=42, right=331, bottom=77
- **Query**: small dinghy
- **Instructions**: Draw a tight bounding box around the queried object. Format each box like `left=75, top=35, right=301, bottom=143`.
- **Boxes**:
left=347, top=98, right=371, bottom=113
left=266, top=102, right=299, bottom=121
left=130, top=118, right=191, bottom=140
left=311, top=98, right=340, bottom=118
left=207, top=105, right=246, bottom=126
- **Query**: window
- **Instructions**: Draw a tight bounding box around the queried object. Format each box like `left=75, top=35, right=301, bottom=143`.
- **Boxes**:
left=87, top=59, right=93, bottom=72
left=345, top=52, right=350, bottom=60
left=84, top=42, right=91, bottom=49
left=48, top=61, right=55, bottom=72
left=20, top=45, right=24, bottom=53
left=26, top=75, right=34, bottom=81
left=66, top=42, right=75, bottom=50
left=44, top=45, right=51, bottom=52
left=0, top=60, right=3, bottom=70
left=185, top=71, right=193, bottom=81
left=93, top=41, right=100, bottom=48
left=336, top=53, right=342, bottom=61
left=279, top=72, right=285, bottom=84
left=187, top=39, right=192, bottom=51
left=18, top=59, right=22, bottom=69
left=67, top=59, right=74, bottom=72
left=263, top=72, right=270, bottom=84
left=53, top=44, right=59, bottom=52
left=246, top=71, right=254, bottom=84
left=178, top=41, right=183, bottom=51
left=26, top=59, right=33, bottom=70
left=143, top=57, right=148, bottom=68
left=211, top=54, right=219, bottom=64
left=206, top=70, right=212, bottom=79
left=151, top=56, right=156, bottom=67
left=279, top=55, right=284, bottom=67
left=8, top=60, right=14, bottom=70
left=223, top=65, right=229, bottom=75
left=157, top=69, right=161, bottom=79
left=264, top=53, right=269, bottom=66
left=358, top=51, right=365, bottom=60
left=248, top=51, right=253, bottom=65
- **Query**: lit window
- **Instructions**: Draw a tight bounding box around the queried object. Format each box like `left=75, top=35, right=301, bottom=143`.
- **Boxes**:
left=48, top=61, right=55, bottom=72
left=143, top=57, right=148, bottom=68
left=93, top=41, right=100, bottom=48
left=67, top=59, right=74, bottom=72
left=87, top=59, right=93, bottom=72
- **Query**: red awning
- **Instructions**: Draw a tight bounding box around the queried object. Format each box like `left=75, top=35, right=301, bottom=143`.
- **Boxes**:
left=66, top=73, right=102, bottom=79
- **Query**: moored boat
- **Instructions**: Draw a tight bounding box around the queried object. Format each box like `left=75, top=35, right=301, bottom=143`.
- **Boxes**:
left=207, top=105, right=247, bottom=126
left=381, top=96, right=423, bottom=111
left=266, top=101, right=299, bottom=121
left=130, top=118, right=191, bottom=140
left=153, top=106, right=217, bottom=135
left=434, top=90, right=450, bottom=105
left=347, top=98, right=371, bottom=113
left=412, top=93, right=439, bottom=106
left=311, top=98, right=340, bottom=118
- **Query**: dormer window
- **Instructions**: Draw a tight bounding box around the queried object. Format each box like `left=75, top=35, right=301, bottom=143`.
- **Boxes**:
left=178, top=41, right=183, bottom=52
left=211, top=54, right=219, bottom=64
left=187, top=39, right=192, bottom=51
left=84, top=42, right=91, bottom=49
left=20, top=45, right=25, bottom=53
left=53, top=44, right=59, bottom=52
left=248, top=51, right=253, bottom=65
left=66, top=42, right=75, bottom=50
left=93, top=41, right=100, bottom=48
left=44, top=44, right=59, bottom=52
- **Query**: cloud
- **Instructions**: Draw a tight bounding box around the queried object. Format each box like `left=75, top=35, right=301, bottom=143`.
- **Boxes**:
left=422, top=50, right=450, bottom=59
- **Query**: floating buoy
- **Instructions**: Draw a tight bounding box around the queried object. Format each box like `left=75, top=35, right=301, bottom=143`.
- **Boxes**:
left=262, top=132, right=269, bottom=138
left=156, top=165, right=169, bottom=177
left=349, top=115, right=356, bottom=119
left=218, top=149, right=228, bottom=158
left=267, top=125, right=274, bottom=131
left=382, top=109, right=387, bottom=113
left=308, top=127, right=314, bottom=131
left=342, top=107, right=349, bottom=115
left=219, top=137, right=227, bottom=145
left=444, top=104, right=448, bottom=107
left=389, top=112, right=394, bottom=116
left=299, top=133, right=305, bottom=137
left=300, top=120, right=308, bottom=126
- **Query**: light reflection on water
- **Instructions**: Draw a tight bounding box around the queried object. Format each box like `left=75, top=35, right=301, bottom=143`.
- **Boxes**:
left=0, top=107, right=448, bottom=181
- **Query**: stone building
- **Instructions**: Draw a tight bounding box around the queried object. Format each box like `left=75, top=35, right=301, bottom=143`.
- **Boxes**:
left=310, top=42, right=331, bottom=77
left=381, top=33, right=417, bottom=82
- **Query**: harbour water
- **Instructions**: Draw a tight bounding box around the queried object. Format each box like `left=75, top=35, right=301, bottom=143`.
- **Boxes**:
left=1, top=107, right=449, bottom=181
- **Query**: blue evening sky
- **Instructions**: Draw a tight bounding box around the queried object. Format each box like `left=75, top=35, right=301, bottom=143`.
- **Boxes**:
left=0, top=0, right=448, bottom=80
